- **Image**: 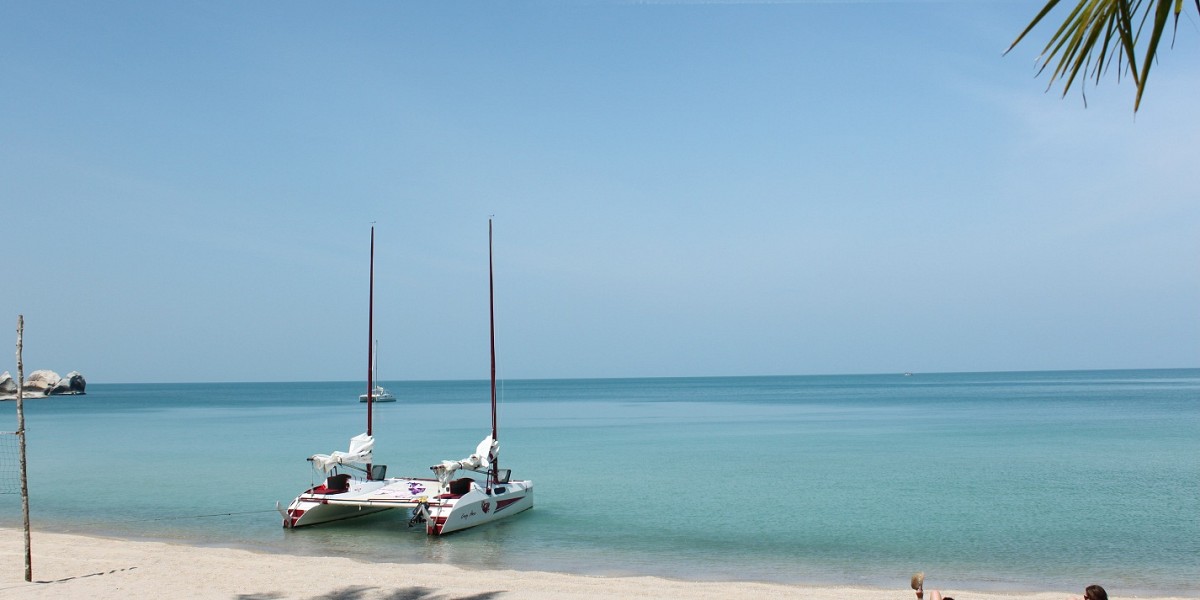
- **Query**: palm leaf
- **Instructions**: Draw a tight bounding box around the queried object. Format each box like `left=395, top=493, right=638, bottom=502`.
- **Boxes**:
left=1009, top=0, right=1198, bottom=110
left=1134, top=0, right=1175, bottom=109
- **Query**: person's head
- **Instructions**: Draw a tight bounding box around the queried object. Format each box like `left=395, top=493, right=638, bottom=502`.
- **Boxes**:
left=1084, top=584, right=1108, bottom=600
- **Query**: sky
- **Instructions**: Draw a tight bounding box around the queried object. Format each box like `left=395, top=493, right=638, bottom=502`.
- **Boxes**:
left=2, top=1, right=1198, bottom=384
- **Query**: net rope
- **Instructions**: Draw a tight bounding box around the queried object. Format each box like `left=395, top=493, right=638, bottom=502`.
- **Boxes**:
left=0, top=431, right=20, bottom=495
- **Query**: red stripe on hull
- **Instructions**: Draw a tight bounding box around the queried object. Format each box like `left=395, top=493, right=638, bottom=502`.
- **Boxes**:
left=494, top=497, right=525, bottom=513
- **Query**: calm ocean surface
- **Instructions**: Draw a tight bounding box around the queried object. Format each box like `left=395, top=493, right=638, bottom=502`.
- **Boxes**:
left=1, top=370, right=1197, bottom=595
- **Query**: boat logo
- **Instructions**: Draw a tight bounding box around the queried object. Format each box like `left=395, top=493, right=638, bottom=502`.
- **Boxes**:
left=408, top=482, right=426, bottom=495
left=481, top=501, right=491, bottom=514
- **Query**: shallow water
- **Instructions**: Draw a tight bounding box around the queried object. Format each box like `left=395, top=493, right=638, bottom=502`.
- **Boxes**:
left=1, top=370, right=1196, bottom=595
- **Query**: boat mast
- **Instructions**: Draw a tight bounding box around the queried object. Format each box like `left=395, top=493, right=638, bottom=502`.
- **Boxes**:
left=366, top=225, right=375, bottom=478
left=488, top=218, right=498, bottom=485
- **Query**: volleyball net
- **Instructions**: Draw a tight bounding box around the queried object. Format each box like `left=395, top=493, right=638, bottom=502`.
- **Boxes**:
left=0, top=431, right=21, bottom=494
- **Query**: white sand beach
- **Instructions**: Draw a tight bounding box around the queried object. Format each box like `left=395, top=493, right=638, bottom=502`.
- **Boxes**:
left=0, top=528, right=1190, bottom=600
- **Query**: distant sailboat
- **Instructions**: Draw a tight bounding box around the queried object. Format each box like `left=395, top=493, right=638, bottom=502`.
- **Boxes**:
left=360, top=340, right=396, bottom=402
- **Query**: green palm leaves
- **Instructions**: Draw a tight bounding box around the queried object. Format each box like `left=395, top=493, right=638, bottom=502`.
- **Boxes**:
left=1009, top=0, right=1197, bottom=110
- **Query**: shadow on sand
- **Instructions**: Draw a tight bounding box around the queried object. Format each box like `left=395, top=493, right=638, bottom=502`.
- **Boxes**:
left=236, top=585, right=505, bottom=600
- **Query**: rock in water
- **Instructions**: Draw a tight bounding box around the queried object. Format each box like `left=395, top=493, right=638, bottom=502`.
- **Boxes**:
left=0, top=369, right=87, bottom=399
left=50, top=371, right=86, bottom=395
left=25, top=370, right=61, bottom=394
left=64, top=371, right=87, bottom=394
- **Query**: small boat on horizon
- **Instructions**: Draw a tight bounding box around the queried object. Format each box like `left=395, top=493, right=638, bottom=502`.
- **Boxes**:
left=359, top=341, right=396, bottom=402
left=359, top=385, right=396, bottom=402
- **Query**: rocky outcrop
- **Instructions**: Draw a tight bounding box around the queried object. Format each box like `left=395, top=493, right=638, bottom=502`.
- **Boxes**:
left=50, top=371, right=87, bottom=395
left=25, top=370, right=60, bottom=393
left=0, top=370, right=87, bottom=400
left=0, top=372, right=15, bottom=397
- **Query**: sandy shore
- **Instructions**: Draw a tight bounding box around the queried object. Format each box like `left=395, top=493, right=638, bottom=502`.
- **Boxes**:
left=0, top=529, right=1189, bottom=600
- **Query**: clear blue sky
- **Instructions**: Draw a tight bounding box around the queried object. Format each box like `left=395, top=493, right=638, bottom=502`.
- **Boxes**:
left=3, top=1, right=1197, bottom=383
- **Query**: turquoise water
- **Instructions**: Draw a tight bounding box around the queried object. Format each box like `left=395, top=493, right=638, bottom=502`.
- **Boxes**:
left=0, top=370, right=1196, bottom=595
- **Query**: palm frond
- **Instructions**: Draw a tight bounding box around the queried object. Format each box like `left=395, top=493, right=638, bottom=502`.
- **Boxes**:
left=1134, top=0, right=1176, bottom=109
left=1009, top=0, right=1198, bottom=111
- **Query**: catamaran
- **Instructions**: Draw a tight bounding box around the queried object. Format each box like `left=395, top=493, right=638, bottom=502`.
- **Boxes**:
left=279, top=221, right=533, bottom=535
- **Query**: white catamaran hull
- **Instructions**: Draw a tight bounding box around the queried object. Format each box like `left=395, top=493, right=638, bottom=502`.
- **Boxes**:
left=282, top=476, right=532, bottom=534
left=358, top=385, right=396, bottom=402
left=425, top=480, right=534, bottom=535
left=284, top=498, right=392, bottom=527
left=283, top=476, right=434, bottom=528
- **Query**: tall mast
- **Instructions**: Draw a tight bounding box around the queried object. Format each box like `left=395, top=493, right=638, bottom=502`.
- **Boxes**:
left=366, top=225, right=375, bottom=478
left=488, top=218, right=498, bottom=479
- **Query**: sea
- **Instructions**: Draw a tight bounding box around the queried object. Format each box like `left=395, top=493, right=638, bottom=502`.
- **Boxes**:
left=0, top=369, right=1197, bottom=596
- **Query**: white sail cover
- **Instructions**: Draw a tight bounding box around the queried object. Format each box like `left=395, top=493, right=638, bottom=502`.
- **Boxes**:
left=310, top=433, right=374, bottom=473
left=432, top=436, right=498, bottom=485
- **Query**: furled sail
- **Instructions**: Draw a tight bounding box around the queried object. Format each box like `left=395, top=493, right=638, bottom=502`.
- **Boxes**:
left=431, top=436, right=497, bottom=485
left=310, top=433, right=374, bottom=473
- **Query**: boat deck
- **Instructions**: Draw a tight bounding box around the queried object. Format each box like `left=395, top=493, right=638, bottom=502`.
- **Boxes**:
left=304, top=476, right=446, bottom=509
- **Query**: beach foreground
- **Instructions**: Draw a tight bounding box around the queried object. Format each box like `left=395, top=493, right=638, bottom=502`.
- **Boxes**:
left=0, top=529, right=1188, bottom=600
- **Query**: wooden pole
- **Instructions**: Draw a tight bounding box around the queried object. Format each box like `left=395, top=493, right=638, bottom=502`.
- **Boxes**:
left=15, top=315, right=31, bottom=582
